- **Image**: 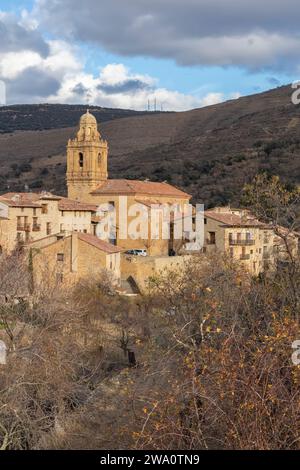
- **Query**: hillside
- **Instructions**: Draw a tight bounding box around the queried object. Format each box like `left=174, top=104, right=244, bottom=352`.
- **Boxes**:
left=0, top=104, right=151, bottom=133
left=0, top=85, right=300, bottom=206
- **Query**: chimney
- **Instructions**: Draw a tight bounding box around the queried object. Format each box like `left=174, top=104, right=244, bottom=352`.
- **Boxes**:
left=71, top=233, right=78, bottom=273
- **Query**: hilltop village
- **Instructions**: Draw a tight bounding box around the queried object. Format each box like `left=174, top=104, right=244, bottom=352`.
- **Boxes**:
left=0, top=111, right=298, bottom=293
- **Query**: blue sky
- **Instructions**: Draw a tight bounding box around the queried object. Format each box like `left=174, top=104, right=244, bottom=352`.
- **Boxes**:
left=0, top=0, right=298, bottom=110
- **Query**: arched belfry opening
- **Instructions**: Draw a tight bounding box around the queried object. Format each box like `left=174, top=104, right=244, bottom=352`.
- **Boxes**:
left=79, top=152, right=84, bottom=168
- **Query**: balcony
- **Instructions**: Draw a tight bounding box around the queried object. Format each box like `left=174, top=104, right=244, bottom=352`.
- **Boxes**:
left=32, top=224, right=41, bottom=232
left=17, top=224, right=31, bottom=232
left=229, top=239, right=255, bottom=246
left=240, top=254, right=250, bottom=260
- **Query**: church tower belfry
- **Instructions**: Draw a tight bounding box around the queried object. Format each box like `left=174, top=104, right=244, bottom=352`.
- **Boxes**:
left=66, top=110, right=108, bottom=201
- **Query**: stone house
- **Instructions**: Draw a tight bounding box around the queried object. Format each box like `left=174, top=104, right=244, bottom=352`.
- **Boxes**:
left=28, top=232, right=122, bottom=287
left=0, top=192, right=97, bottom=254
left=202, top=207, right=275, bottom=275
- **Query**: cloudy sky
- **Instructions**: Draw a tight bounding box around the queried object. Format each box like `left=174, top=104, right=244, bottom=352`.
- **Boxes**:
left=0, top=0, right=298, bottom=110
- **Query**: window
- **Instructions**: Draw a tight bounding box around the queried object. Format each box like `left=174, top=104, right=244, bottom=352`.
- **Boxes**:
left=47, top=222, right=51, bottom=235
left=79, top=152, right=84, bottom=168
left=98, top=153, right=101, bottom=165
left=33, top=208, right=36, bottom=216
left=41, top=204, right=48, bottom=214
left=57, top=253, right=64, bottom=262
left=230, top=247, right=234, bottom=258
left=108, top=201, right=115, bottom=212
left=204, top=218, right=207, bottom=225
left=208, top=232, right=216, bottom=244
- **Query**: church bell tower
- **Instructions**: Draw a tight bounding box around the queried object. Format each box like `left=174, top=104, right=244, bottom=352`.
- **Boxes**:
left=66, top=110, right=108, bottom=201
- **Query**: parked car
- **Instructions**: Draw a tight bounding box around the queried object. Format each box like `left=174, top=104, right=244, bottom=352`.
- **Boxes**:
left=125, top=249, right=147, bottom=257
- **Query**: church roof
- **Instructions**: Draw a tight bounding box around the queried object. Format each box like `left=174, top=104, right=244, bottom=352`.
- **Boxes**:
left=80, top=109, right=97, bottom=126
left=91, top=179, right=191, bottom=198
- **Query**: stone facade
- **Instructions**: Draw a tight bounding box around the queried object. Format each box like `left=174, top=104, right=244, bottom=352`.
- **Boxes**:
left=67, top=111, right=191, bottom=256
left=0, top=193, right=96, bottom=254
left=67, top=110, right=108, bottom=200
left=203, top=207, right=275, bottom=275
left=121, top=253, right=192, bottom=293
left=29, top=232, right=122, bottom=287
left=0, top=111, right=298, bottom=290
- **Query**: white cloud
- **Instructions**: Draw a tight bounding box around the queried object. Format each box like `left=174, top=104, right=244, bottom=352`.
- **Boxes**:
left=44, top=40, right=82, bottom=76
left=200, top=92, right=224, bottom=107
left=19, top=9, right=39, bottom=31
left=0, top=9, right=236, bottom=110
left=45, top=62, right=233, bottom=111
left=0, top=50, right=42, bottom=79
left=34, top=0, right=300, bottom=71
left=230, top=92, right=242, bottom=100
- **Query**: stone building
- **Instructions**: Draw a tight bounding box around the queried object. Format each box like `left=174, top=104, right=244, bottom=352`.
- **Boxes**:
left=29, top=232, right=122, bottom=287
left=66, top=110, right=191, bottom=256
left=203, top=207, right=275, bottom=275
left=0, top=192, right=97, bottom=253
left=0, top=110, right=298, bottom=288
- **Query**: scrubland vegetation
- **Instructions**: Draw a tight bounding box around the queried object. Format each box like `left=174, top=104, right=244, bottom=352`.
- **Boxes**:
left=0, top=175, right=299, bottom=450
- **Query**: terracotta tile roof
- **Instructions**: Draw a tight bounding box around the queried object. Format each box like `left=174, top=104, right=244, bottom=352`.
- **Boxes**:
left=0, top=194, right=41, bottom=208
left=58, top=197, right=98, bottom=212
left=0, top=192, right=97, bottom=212
left=91, top=179, right=191, bottom=198
left=0, top=191, right=60, bottom=202
left=77, top=233, right=123, bottom=253
left=135, top=197, right=169, bottom=207
left=205, top=210, right=264, bottom=227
